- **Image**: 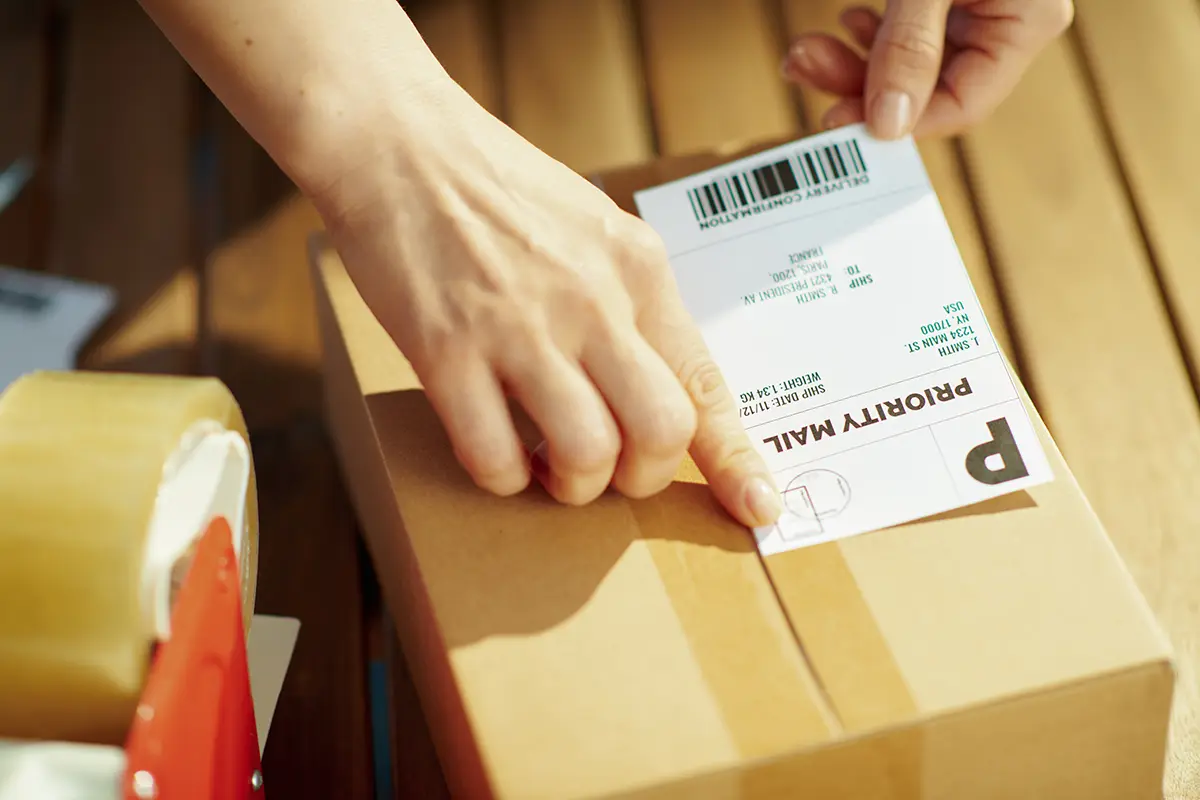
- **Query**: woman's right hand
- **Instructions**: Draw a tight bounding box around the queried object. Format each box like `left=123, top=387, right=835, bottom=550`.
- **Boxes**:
left=313, top=83, right=783, bottom=529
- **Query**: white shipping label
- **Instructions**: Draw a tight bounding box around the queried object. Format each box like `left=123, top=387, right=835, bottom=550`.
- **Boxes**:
left=633, top=123, right=1053, bottom=556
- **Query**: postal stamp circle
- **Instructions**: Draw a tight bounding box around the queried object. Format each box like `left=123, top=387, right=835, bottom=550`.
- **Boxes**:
left=783, top=469, right=852, bottom=520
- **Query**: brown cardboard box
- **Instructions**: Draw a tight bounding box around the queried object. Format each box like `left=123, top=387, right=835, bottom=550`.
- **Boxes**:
left=310, top=143, right=1175, bottom=799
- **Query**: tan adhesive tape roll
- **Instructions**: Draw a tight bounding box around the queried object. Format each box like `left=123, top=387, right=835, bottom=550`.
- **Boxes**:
left=0, top=371, right=259, bottom=747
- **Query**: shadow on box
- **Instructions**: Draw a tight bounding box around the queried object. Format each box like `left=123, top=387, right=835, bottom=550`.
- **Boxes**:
left=363, top=382, right=1038, bottom=650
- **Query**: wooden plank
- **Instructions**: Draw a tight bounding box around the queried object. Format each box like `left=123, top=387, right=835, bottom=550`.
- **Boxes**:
left=348, top=508, right=448, bottom=798
left=201, top=73, right=382, bottom=800
left=0, top=11, right=47, bottom=269
left=1071, top=0, right=1200, bottom=385
left=250, top=422, right=375, bottom=799
left=498, top=0, right=653, bottom=174
left=637, top=0, right=799, bottom=155
left=212, top=103, right=295, bottom=245
left=408, top=0, right=502, bottom=116
left=0, top=21, right=43, bottom=179
left=0, top=168, right=40, bottom=271
left=48, top=0, right=196, bottom=373
left=779, top=0, right=874, bottom=128
left=960, top=38, right=1200, bottom=798
left=777, top=0, right=1013, bottom=360
left=205, top=193, right=326, bottom=430
left=0, top=0, right=42, bottom=31
left=203, top=164, right=382, bottom=796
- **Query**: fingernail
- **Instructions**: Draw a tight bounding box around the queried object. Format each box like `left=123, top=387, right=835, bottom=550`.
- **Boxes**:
left=871, top=91, right=912, bottom=139
left=744, top=476, right=782, bottom=526
left=782, top=42, right=815, bottom=79
left=531, top=442, right=550, bottom=485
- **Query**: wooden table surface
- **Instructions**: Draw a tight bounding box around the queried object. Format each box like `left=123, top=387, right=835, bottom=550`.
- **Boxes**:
left=4, top=0, right=1200, bottom=797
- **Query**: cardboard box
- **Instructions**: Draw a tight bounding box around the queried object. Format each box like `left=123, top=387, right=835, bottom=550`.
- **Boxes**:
left=311, top=143, right=1175, bottom=799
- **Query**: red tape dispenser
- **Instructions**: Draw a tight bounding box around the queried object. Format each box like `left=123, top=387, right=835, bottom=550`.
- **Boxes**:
left=123, top=517, right=264, bottom=799
left=0, top=372, right=266, bottom=800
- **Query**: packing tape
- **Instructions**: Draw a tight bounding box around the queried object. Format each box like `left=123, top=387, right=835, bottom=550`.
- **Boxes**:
left=598, top=153, right=919, bottom=749
left=643, top=455, right=917, bottom=753
left=766, top=543, right=918, bottom=731
left=631, top=483, right=842, bottom=759
left=0, top=371, right=259, bottom=746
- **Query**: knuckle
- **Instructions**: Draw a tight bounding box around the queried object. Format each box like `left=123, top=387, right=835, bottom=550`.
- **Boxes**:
left=624, top=217, right=669, bottom=264
left=563, top=281, right=611, bottom=323
left=719, top=436, right=765, bottom=477
left=638, top=399, right=698, bottom=458
left=697, top=412, right=763, bottom=476
left=493, top=311, right=551, bottom=362
left=412, top=320, right=468, bottom=373
left=679, top=356, right=732, bottom=411
left=960, top=104, right=987, bottom=130
left=616, top=217, right=672, bottom=286
left=557, top=424, right=620, bottom=475
left=881, top=21, right=943, bottom=71
left=417, top=348, right=477, bottom=406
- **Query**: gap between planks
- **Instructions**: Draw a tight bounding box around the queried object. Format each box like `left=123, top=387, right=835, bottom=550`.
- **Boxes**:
left=962, top=36, right=1200, bottom=799
left=777, top=0, right=1017, bottom=362
left=47, top=0, right=196, bottom=374
left=1070, top=0, right=1200, bottom=402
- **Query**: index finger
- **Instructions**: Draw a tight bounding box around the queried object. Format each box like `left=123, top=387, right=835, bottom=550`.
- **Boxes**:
left=638, top=293, right=782, bottom=528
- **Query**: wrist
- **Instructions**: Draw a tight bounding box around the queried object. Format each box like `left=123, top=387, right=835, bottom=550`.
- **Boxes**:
left=300, top=80, right=497, bottom=246
left=280, top=63, right=461, bottom=205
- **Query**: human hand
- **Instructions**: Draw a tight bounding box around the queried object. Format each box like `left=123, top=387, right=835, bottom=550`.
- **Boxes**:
left=315, top=86, right=782, bottom=528
left=782, top=0, right=1074, bottom=138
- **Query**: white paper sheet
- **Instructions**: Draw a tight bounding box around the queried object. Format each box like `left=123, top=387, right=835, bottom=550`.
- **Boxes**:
left=634, top=124, right=1053, bottom=555
left=0, top=265, right=116, bottom=393
left=247, top=614, right=301, bottom=754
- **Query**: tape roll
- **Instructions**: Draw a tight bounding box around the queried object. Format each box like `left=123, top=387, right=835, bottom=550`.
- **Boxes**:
left=0, top=371, right=258, bottom=746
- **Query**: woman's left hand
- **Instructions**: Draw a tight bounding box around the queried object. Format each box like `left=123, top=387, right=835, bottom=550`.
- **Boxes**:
left=782, top=0, right=1075, bottom=139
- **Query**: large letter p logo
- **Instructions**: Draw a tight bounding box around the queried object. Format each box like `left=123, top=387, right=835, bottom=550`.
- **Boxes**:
left=965, top=418, right=1029, bottom=486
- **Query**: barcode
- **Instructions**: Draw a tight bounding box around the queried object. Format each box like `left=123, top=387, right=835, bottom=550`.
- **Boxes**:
left=687, top=138, right=868, bottom=222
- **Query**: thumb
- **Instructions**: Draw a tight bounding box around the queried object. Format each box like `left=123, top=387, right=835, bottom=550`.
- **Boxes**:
left=866, top=0, right=951, bottom=139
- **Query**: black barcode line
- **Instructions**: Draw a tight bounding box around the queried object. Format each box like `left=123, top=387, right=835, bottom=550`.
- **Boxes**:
left=777, top=160, right=799, bottom=193
left=832, top=144, right=849, bottom=178
left=731, top=174, right=748, bottom=206
left=826, top=147, right=841, bottom=180
left=685, top=138, right=869, bottom=222
left=759, top=166, right=778, bottom=199
left=833, top=145, right=849, bottom=177
left=744, top=170, right=763, bottom=201
left=851, top=139, right=865, bottom=173
left=816, top=149, right=832, bottom=183
left=803, top=152, right=821, bottom=187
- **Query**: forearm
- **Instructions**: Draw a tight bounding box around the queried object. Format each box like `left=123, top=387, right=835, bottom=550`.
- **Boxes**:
left=136, top=0, right=454, bottom=197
